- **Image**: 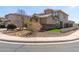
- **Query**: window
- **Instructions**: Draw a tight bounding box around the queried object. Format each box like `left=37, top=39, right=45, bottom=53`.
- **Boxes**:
left=55, top=12, right=58, bottom=16
left=52, top=12, right=59, bottom=17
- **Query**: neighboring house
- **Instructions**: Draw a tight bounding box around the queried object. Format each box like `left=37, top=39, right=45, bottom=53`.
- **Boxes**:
left=5, top=13, right=30, bottom=28
left=32, top=9, right=74, bottom=30
left=73, top=23, right=79, bottom=28
left=0, top=17, right=8, bottom=26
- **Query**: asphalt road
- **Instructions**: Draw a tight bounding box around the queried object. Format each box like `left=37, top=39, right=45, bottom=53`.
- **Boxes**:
left=0, top=40, right=79, bottom=52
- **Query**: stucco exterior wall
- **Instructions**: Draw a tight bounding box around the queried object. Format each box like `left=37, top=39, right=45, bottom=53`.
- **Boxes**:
left=39, top=16, right=59, bottom=25
left=58, top=12, right=68, bottom=23
left=39, top=18, right=47, bottom=24
left=46, top=16, right=59, bottom=24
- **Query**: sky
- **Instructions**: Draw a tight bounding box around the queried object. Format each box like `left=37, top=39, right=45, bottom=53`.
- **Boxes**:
left=0, top=6, right=79, bottom=23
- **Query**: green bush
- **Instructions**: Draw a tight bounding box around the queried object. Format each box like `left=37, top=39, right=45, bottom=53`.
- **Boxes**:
left=0, top=24, right=6, bottom=28
left=7, top=24, right=17, bottom=30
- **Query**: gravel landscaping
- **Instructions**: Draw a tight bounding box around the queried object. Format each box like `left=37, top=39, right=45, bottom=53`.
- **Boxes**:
left=0, top=29, right=32, bottom=37
left=0, top=28, right=77, bottom=37
left=28, top=31, right=76, bottom=37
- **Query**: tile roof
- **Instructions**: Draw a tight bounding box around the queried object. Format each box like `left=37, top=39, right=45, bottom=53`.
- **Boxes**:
left=34, top=14, right=52, bottom=18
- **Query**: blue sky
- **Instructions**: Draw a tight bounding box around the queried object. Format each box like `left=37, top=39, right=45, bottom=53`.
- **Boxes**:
left=0, top=6, right=79, bottom=23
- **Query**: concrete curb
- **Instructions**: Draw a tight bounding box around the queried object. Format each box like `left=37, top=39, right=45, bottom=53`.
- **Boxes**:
left=0, top=38, right=79, bottom=43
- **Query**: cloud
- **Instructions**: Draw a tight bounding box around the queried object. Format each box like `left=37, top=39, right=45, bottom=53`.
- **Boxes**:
left=69, top=6, right=77, bottom=8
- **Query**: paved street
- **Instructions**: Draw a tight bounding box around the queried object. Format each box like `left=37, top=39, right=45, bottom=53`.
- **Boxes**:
left=0, top=41, right=79, bottom=52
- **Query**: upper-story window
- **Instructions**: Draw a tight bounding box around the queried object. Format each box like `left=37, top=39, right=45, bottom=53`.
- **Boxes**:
left=52, top=12, right=59, bottom=16
left=55, top=12, right=58, bottom=16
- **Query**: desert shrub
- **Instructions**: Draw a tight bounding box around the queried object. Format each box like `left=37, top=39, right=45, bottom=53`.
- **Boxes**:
left=24, top=18, right=42, bottom=32
left=31, top=21, right=42, bottom=32
left=7, top=24, right=17, bottom=30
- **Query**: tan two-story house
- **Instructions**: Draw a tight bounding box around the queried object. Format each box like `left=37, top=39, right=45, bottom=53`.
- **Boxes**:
left=32, top=9, right=74, bottom=30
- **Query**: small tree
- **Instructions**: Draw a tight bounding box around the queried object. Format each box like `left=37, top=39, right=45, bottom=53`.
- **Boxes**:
left=24, top=19, right=32, bottom=31
left=18, top=9, right=26, bottom=30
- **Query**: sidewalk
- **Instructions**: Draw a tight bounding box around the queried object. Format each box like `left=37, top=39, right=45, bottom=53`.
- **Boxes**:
left=0, top=30, right=79, bottom=43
